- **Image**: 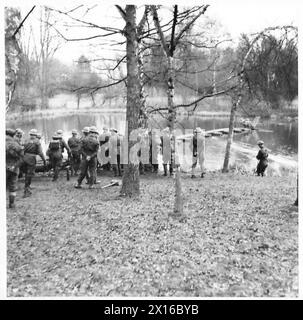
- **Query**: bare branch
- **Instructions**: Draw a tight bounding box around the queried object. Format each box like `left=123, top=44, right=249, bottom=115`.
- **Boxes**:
left=13, top=6, right=36, bottom=38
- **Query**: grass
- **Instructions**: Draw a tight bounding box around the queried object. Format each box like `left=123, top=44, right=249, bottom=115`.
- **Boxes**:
left=7, top=170, right=298, bottom=297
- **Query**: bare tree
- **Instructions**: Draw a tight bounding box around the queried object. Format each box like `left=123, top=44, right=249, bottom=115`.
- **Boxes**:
left=151, top=4, right=209, bottom=216
left=222, top=25, right=297, bottom=172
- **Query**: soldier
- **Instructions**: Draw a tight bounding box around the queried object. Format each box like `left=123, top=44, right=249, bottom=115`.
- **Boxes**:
left=109, top=128, right=122, bottom=177
left=56, top=129, right=71, bottom=156
left=74, top=126, right=100, bottom=189
left=68, top=129, right=81, bottom=176
left=80, top=127, right=90, bottom=183
left=256, top=140, right=269, bottom=177
left=6, top=128, right=24, bottom=208
left=191, top=127, right=206, bottom=178
left=149, top=130, right=161, bottom=174
left=99, top=126, right=110, bottom=170
left=46, top=134, right=66, bottom=181
left=22, top=129, right=46, bottom=197
left=160, top=127, right=173, bottom=176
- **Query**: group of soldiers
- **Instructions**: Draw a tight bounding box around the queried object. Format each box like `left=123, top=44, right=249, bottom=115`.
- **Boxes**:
left=6, top=125, right=210, bottom=208
left=6, top=123, right=269, bottom=209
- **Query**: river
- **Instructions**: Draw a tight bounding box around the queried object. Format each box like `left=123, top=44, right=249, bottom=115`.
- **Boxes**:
left=6, top=112, right=298, bottom=175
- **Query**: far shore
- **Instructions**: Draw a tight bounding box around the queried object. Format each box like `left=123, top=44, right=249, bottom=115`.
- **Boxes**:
left=5, top=106, right=297, bottom=123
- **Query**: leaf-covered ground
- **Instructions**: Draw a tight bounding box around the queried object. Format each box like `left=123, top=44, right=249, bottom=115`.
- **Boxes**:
left=7, top=171, right=298, bottom=297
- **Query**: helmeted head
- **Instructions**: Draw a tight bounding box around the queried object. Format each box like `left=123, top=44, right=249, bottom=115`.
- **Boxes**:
left=103, top=126, right=109, bottom=132
left=89, top=126, right=99, bottom=135
left=162, top=127, right=170, bottom=134
left=6, top=128, right=16, bottom=137
left=257, top=140, right=264, bottom=147
left=29, top=129, right=38, bottom=137
left=15, top=128, right=24, bottom=138
left=82, top=127, right=90, bottom=135
left=72, top=129, right=78, bottom=136
left=52, top=134, right=60, bottom=140
left=194, top=127, right=203, bottom=134
left=56, top=129, right=63, bottom=136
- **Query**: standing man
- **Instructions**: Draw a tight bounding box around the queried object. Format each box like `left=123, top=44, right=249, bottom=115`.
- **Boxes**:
left=56, top=129, right=71, bottom=157
left=68, top=129, right=81, bottom=176
left=74, top=126, right=100, bottom=189
left=99, top=126, right=110, bottom=170
left=6, top=129, right=24, bottom=208
left=160, top=127, right=173, bottom=176
left=46, top=133, right=65, bottom=181
left=191, top=127, right=206, bottom=178
left=22, top=129, right=46, bottom=197
left=256, top=140, right=269, bottom=177
left=109, top=128, right=122, bottom=177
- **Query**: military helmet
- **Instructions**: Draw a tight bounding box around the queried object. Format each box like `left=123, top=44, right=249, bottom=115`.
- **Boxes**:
left=29, top=129, right=38, bottom=136
left=72, top=129, right=78, bottom=134
left=82, top=127, right=90, bottom=133
left=16, top=128, right=24, bottom=135
left=6, top=128, right=16, bottom=137
left=56, top=129, right=63, bottom=136
left=194, top=127, right=203, bottom=133
left=89, top=126, right=99, bottom=134
left=52, top=134, right=60, bottom=140
left=257, top=140, right=264, bottom=145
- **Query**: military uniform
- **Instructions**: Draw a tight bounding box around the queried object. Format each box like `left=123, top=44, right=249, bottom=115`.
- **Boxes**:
left=68, top=131, right=81, bottom=175
left=160, top=129, right=173, bottom=176
left=75, top=129, right=99, bottom=188
left=6, top=129, right=24, bottom=208
left=47, top=135, right=69, bottom=181
left=99, top=129, right=110, bottom=170
left=22, top=130, right=46, bottom=197
left=256, top=142, right=268, bottom=176
left=109, top=129, right=122, bottom=177
left=191, top=128, right=206, bottom=178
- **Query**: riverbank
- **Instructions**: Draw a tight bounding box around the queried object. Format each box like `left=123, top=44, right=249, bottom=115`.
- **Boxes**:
left=7, top=171, right=298, bottom=297
left=6, top=105, right=297, bottom=123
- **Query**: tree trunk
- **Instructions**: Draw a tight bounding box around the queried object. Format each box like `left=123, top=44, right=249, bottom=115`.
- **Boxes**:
left=120, top=5, right=141, bottom=197
left=167, top=56, right=183, bottom=216
left=222, top=99, right=238, bottom=172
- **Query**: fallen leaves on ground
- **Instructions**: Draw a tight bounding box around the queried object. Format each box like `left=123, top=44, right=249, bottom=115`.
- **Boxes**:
left=7, top=171, right=298, bottom=297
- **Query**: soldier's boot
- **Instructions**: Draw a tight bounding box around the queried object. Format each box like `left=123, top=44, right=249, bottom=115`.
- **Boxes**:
left=52, top=168, right=59, bottom=181
left=23, top=188, right=32, bottom=198
left=118, top=165, right=122, bottom=177
left=8, top=194, right=16, bottom=209
left=163, top=164, right=168, bottom=176
left=74, top=181, right=82, bottom=189
left=169, top=165, right=173, bottom=177
left=113, top=165, right=118, bottom=177
left=70, top=166, right=75, bottom=177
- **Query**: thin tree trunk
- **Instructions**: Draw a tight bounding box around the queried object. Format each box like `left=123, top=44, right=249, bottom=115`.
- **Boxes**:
left=222, top=98, right=238, bottom=172
left=167, top=56, right=183, bottom=215
left=120, top=5, right=141, bottom=197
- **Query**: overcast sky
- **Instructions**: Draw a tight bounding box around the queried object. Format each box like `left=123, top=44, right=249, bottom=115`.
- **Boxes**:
left=5, top=0, right=301, bottom=66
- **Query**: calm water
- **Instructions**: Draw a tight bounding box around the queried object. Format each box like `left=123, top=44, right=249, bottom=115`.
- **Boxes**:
left=7, top=113, right=298, bottom=174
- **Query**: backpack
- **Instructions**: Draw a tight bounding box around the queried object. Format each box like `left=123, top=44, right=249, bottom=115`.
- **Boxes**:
left=49, top=140, right=60, bottom=151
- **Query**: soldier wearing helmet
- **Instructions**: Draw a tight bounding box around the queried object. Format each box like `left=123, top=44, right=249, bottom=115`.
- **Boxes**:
left=6, top=128, right=24, bottom=208
left=160, top=127, right=173, bottom=176
left=191, top=127, right=206, bottom=178
left=256, top=140, right=269, bottom=177
left=68, top=129, right=81, bottom=176
left=56, top=129, right=71, bottom=157
left=74, top=126, right=100, bottom=189
left=22, top=129, right=46, bottom=197
left=46, top=134, right=63, bottom=181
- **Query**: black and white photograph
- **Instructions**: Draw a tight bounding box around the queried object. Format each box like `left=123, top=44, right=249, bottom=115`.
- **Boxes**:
left=2, top=0, right=300, bottom=299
